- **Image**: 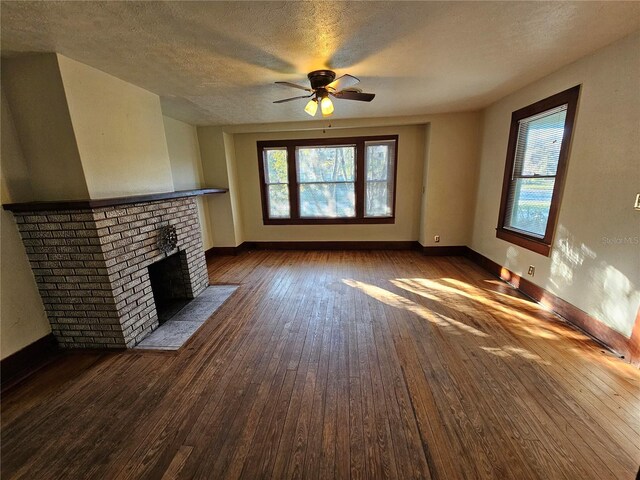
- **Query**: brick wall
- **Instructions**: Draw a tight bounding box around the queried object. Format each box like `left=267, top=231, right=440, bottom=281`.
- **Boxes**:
left=13, top=197, right=208, bottom=349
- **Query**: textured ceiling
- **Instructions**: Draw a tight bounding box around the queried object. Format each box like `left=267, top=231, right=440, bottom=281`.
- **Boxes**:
left=1, top=1, right=639, bottom=126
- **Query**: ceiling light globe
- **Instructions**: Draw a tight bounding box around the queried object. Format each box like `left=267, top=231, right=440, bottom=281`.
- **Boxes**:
left=304, top=99, right=318, bottom=116
left=320, top=96, right=334, bottom=117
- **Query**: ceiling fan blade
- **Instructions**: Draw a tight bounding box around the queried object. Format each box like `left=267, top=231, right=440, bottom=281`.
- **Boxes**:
left=331, top=90, right=375, bottom=102
left=275, top=81, right=312, bottom=92
left=273, top=94, right=313, bottom=104
left=326, top=74, right=360, bottom=92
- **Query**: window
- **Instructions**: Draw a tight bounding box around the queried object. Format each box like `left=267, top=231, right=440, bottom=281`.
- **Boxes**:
left=297, top=145, right=356, bottom=218
left=263, top=147, right=290, bottom=218
left=365, top=140, right=396, bottom=217
left=258, top=135, right=398, bottom=224
left=497, top=85, right=580, bottom=256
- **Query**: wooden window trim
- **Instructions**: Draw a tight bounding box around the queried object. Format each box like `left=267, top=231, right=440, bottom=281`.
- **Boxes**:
left=496, top=85, right=581, bottom=257
left=257, top=135, right=399, bottom=225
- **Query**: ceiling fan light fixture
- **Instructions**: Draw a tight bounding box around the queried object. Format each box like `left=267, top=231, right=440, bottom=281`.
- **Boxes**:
left=320, top=95, right=334, bottom=117
left=304, top=98, right=318, bottom=117
left=275, top=70, right=373, bottom=118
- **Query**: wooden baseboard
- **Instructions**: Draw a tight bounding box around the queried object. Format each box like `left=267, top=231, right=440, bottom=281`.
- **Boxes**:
left=254, top=240, right=422, bottom=250
left=207, top=241, right=469, bottom=254
left=208, top=241, right=421, bottom=253
left=1, top=334, right=59, bottom=390
left=205, top=245, right=246, bottom=258
left=421, top=245, right=467, bottom=256
left=465, top=247, right=639, bottom=365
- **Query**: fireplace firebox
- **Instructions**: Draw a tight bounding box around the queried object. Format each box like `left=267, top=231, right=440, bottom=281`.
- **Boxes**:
left=148, top=251, right=191, bottom=324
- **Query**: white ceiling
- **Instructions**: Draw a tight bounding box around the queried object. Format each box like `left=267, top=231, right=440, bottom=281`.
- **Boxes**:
left=1, top=1, right=638, bottom=126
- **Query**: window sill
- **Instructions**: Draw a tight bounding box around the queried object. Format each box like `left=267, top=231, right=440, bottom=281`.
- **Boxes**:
left=496, top=228, right=551, bottom=256
left=263, top=217, right=395, bottom=226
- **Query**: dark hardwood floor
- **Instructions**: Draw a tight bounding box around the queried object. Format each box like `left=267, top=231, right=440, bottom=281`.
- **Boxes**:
left=2, top=250, right=639, bottom=479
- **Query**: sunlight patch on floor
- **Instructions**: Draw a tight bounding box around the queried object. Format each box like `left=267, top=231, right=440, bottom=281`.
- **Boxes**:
left=388, top=279, right=441, bottom=302
left=403, top=277, right=584, bottom=341
left=480, top=345, right=550, bottom=365
left=343, top=279, right=489, bottom=337
left=342, top=278, right=560, bottom=366
left=393, top=277, right=559, bottom=340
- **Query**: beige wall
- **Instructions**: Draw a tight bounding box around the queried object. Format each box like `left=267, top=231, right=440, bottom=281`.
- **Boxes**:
left=1, top=93, right=50, bottom=360
left=163, top=115, right=213, bottom=248
left=197, top=127, right=244, bottom=248
left=1, top=54, right=88, bottom=201
left=470, top=32, right=640, bottom=337
left=223, top=132, right=245, bottom=245
left=420, top=113, right=482, bottom=246
left=200, top=113, right=482, bottom=246
left=58, top=55, right=174, bottom=199
left=163, top=116, right=204, bottom=189
left=2, top=54, right=175, bottom=201
left=0, top=209, right=51, bottom=360
left=233, top=125, right=425, bottom=242
left=1, top=90, right=33, bottom=203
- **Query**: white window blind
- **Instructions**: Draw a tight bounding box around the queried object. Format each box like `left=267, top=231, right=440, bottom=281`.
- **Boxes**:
left=504, top=105, right=567, bottom=237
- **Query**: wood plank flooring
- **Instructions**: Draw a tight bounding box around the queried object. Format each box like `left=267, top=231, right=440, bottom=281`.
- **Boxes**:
left=2, top=250, right=639, bottom=479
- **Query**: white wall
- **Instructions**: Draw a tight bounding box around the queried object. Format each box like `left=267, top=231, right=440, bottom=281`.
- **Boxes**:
left=58, top=54, right=174, bottom=199
left=471, top=32, right=640, bottom=338
left=163, top=115, right=213, bottom=248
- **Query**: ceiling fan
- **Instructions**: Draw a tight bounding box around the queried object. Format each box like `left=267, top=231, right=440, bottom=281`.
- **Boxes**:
left=274, top=70, right=375, bottom=117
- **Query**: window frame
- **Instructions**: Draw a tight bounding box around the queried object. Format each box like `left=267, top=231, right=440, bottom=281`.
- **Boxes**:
left=257, top=135, right=399, bottom=225
left=496, top=85, right=580, bottom=257
left=262, top=146, right=291, bottom=219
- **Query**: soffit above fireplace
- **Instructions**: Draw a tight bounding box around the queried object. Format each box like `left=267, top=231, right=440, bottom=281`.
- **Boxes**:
left=2, top=187, right=227, bottom=212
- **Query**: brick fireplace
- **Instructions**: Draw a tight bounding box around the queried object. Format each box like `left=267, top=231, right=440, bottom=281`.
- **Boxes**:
left=4, top=190, right=223, bottom=349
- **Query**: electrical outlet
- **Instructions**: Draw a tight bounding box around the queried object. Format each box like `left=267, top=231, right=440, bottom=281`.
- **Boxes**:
left=635, top=193, right=640, bottom=210
left=434, top=235, right=440, bottom=243
left=527, top=265, right=535, bottom=276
